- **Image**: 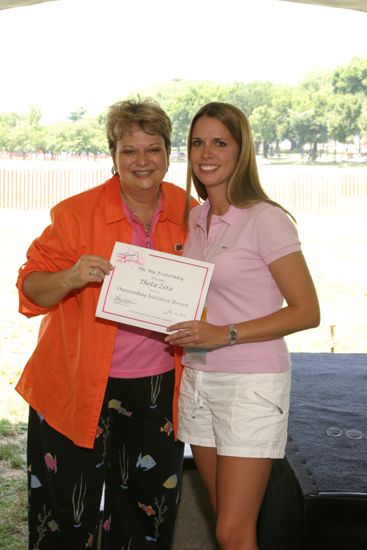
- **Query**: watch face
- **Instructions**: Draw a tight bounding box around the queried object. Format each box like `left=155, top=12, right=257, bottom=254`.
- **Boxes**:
left=228, top=325, right=238, bottom=344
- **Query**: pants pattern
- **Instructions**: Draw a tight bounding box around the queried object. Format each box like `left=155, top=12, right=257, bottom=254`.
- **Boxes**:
left=27, top=370, right=184, bottom=550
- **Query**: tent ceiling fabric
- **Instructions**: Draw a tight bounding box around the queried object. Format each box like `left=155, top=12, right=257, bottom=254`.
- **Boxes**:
left=0, top=0, right=367, bottom=9
left=0, top=0, right=57, bottom=10
left=280, top=0, right=367, bottom=12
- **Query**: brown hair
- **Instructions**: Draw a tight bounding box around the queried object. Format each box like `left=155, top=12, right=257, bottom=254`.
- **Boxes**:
left=106, top=97, right=172, bottom=164
left=185, top=102, right=295, bottom=220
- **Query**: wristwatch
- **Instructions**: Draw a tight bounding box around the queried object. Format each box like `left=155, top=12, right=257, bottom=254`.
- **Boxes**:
left=228, top=324, right=239, bottom=346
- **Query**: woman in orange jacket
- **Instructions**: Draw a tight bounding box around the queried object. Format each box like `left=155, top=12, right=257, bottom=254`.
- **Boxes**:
left=16, top=98, right=196, bottom=550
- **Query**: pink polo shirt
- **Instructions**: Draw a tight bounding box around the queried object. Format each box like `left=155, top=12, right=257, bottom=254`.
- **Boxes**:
left=183, top=200, right=301, bottom=374
left=110, top=196, right=174, bottom=378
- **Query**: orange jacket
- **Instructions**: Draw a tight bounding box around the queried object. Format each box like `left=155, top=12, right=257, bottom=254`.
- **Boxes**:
left=16, top=176, right=193, bottom=448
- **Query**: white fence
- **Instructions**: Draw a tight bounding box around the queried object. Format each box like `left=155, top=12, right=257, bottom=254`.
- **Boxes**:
left=259, top=165, right=367, bottom=213
left=0, top=160, right=366, bottom=213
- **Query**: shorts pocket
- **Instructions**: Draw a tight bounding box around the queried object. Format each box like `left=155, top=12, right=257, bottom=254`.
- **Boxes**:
left=253, top=390, right=285, bottom=414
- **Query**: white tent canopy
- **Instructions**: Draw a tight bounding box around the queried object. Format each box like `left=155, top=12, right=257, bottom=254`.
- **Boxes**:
left=0, top=0, right=367, bottom=11
left=281, top=0, right=367, bottom=12
left=0, top=0, right=57, bottom=9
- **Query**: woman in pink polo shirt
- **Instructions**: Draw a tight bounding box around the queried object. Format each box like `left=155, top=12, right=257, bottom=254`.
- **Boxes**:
left=166, top=102, right=320, bottom=550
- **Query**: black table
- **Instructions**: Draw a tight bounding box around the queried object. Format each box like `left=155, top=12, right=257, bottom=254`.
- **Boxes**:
left=259, top=352, right=367, bottom=550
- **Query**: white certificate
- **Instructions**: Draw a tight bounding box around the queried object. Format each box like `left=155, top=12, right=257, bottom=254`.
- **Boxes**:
left=96, top=242, right=214, bottom=333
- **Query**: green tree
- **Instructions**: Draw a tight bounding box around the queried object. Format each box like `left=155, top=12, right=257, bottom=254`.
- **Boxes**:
left=44, top=117, right=107, bottom=157
left=0, top=112, right=22, bottom=155
left=2, top=61, right=367, bottom=161
left=225, top=81, right=274, bottom=116
left=66, top=118, right=107, bottom=155
left=271, top=85, right=297, bottom=153
left=332, top=57, right=367, bottom=95
left=68, top=107, right=88, bottom=122
left=154, top=80, right=223, bottom=149
left=358, top=98, right=367, bottom=146
left=327, top=93, right=362, bottom=145
left=27, top=106, right=46, bottom=153
left=250, top=105, right=278, bottom=157
left=44, top=121, right=73, bottom=158
left=0, top=106, right=47, bottom=157
left=288, top=76, right=331, bottom=161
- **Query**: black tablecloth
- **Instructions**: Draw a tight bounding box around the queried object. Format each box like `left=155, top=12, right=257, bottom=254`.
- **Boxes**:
left=286, top=352, right=367, bottom=496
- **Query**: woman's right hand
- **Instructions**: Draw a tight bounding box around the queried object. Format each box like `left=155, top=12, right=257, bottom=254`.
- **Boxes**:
left=22, top=254, right=113, bottom=308
left=67, top=254, right=113, bottom=288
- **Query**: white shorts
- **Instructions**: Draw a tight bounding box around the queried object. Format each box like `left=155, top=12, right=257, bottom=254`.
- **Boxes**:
left=177, top=367, right=291, bottom=459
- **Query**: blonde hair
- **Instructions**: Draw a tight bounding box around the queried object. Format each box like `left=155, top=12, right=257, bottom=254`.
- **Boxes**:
left=106, top=97, right=172, bottom=164
left=185, top=102, right=294, bottom=220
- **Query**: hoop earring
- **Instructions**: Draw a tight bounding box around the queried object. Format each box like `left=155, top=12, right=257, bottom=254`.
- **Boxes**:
left=111, top=165, right=118, bottom=176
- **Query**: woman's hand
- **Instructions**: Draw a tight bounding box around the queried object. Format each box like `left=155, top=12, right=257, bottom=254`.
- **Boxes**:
left=22, top=254, right=113, bottom=308
left=165, top=320, right=228, bottom=349
left=67, top=254, right=113, bottom=288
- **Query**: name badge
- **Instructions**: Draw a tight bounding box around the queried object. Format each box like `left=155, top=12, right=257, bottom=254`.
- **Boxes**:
left=184, top=348, right=207, bottom=365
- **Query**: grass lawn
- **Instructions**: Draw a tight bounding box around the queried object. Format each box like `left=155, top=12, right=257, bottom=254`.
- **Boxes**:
left=0, top=202, right=366, bottom=548
left=0, top=419, right=28, bottom=550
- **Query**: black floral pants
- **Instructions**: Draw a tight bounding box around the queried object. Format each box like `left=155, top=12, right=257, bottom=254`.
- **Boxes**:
left=27, top=370, right=184, bottom=550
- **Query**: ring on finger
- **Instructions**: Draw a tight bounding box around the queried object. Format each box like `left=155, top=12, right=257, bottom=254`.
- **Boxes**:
left=89, top=269, right=98, bottom=276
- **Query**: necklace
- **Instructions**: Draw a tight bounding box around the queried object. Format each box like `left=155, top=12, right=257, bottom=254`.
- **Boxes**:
left=142, top=219, right=153, bottom=237
left=121, top=190, right=160, bottom=248
left=139, top=215, right=155, bottom=248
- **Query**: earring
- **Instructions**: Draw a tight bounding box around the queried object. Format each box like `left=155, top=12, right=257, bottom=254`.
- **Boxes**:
left=111, top=165, right=118, bottom=176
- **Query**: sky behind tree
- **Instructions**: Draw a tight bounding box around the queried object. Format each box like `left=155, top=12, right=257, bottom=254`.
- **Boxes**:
left=1, top=0, right=367, bottom=122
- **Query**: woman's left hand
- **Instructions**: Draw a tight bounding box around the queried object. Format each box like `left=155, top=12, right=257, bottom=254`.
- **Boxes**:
left=165, top=320, right=227, bottom=349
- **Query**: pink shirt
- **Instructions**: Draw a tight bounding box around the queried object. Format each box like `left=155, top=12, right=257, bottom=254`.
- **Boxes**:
left=110, top=196, right=174, bottom=378
left=183, top=201, right=301, bottom=374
